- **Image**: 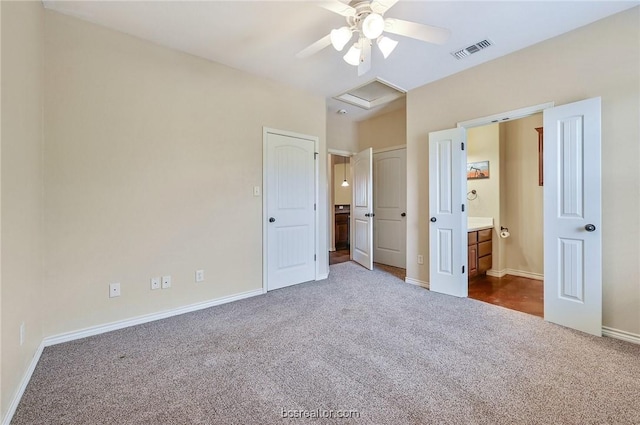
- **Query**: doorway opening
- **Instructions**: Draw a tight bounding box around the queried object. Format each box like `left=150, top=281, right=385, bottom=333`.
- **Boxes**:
left=463, top=114, right=544, bottom=317
left=328, top=153, right=352, bottom=265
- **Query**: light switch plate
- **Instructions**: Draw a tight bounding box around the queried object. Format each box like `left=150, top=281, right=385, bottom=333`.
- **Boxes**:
left=151, top=277, right=161, bottom=290
left=109, top=282, right=121, bottom=297
left=161, top=276, right=171, bottom=289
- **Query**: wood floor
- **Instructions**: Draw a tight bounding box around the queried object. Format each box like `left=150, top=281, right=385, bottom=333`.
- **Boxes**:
left=330, top=250, right=542, bottom=317
left=468, top=274, right=544, bottom=318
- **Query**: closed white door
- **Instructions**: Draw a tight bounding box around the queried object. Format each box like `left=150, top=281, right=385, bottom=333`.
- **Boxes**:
left=543, top=97, right=602, bottom=336
left=429, top=128, right=467, bottom=297
left=373, top=148, right=407, bottom=268
left=352, top=148, right=374, bottom=270
left=265, top=131, right=316, bottom=291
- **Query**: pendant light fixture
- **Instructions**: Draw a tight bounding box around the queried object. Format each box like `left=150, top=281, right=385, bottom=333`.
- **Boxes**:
left=341, top=156, right=349, bottom=187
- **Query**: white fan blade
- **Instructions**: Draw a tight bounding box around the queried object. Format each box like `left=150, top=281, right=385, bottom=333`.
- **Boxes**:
left=320, top=1, right=356, bottom=17
left=384, top=18, right=451, bottom=45
left=358, top=40, right=372, bottom=76
left=370, top=0, right=399, bottom=15
left=296, top=34, right=332, bottom=59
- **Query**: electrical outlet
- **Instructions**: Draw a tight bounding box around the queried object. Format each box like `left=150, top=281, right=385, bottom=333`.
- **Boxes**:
left=109, top=282, right=121, bottom=298
left=20, top=322, right=25, bottom=346
left=253, top=186, right=261, bottom=197
left=195, top=269, right=204, bottom=283
left=150, top=277, right=161, bottom=290
left=417, top=255, right=424, bottom=265
left=161, top=275, right=171, bottom=289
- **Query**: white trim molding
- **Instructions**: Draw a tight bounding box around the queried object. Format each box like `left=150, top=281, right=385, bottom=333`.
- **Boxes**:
left=2, top=342, right=45, bottom=425
left=457, top=102, right=554, bottom=129
left=317, top=272, right=329, bottom=281
left=405, top=277, right=429, bottom=289
left=373, top=145, right=406, bottom=154
left=487, top=268, right=543, bottom=281
left=44, top=289, right=263, bottom=347
left=602, top=327, right=640, bottom=345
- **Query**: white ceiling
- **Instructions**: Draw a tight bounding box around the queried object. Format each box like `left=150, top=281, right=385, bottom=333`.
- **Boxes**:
left=43, top=1, right=637, bottom=122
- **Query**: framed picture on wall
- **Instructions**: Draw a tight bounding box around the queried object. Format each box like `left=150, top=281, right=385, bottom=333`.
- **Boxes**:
left=467, top=161, right=490, bottom=180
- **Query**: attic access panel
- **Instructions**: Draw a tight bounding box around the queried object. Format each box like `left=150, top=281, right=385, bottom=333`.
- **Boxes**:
left=334, top=78, right=406, bottom=110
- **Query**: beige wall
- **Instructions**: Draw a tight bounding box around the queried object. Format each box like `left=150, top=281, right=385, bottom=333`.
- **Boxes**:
left=358, top=106, right=406, bottom=151
left=501, top=114, right=544, bottom=275
left=327, top=112, right=358, bottom=153
left=467, top=123, right=501, bottom=271
left=42, top=11, right=327, bottom=337
left=333, top=162, right=352, bottom=205
left=1, top=1, right=44, bottom=419
left=407, top=7, right=640, bottom=334
left=467, top=124, right=500, bottom=218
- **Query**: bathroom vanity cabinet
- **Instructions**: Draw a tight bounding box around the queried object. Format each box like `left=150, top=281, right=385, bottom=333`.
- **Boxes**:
left=468, top=228, right=492, bottom=278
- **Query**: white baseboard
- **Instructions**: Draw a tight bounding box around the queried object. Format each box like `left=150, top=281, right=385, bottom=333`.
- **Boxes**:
left=405, top=277, right=429, bottom=289
left=2, top=341, right=45, bottom=425
left=487, top=268, right=543, bottom=281
left=44, top=288, right=264, bottom=347
left=317, top=272, right=329, bottom=280
left=602, top=326, right=640, bottom=345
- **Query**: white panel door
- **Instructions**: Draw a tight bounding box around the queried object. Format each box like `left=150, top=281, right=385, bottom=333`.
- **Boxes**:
left=352, top=148, right=373, bottom=270
left=429, top=128, right=467, bottom=297
left=266, top=132, right=316, bottom=291
left=543, top=97, right=602, bottom=336
left=373, top=148, right=407, bottom=268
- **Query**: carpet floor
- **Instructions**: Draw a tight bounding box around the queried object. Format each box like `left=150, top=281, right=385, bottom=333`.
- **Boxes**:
left=12, top=262, right=640, bottom=424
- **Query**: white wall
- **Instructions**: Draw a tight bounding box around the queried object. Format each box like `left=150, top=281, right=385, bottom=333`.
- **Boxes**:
left=1, top=1, right=44, bottom=419
left=407, top=7, right=640, bottom=334
left=42, top=10, right=327, bottom=337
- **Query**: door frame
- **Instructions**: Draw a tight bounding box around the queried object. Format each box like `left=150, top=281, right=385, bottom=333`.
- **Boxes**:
left=263, top=127, right=320, bottom=293
left=431, top=102, right=554, bottom=295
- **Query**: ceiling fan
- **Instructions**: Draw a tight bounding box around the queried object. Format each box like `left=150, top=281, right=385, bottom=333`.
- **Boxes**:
left=297, top=0, right=451, bottom=76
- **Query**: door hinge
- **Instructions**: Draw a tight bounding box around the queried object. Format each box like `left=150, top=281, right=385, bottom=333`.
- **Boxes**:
left=314, top=254, right=317, bottom=261
left=314, top=152, right=318, bottom=159
left=462, top=204, right=465, bottom=212
left=461, top=142, right=465, bottom=150
left=462, top=265, right=465, bottom=274
left=314, top=203, right=316, bottom=211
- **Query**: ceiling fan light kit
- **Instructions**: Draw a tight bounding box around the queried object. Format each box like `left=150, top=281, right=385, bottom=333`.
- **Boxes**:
left=362, top=13, right=385, bottom=39
left=377, top=35, right=398, bottom=58
left=343, top=42, right=362, bottom=66
left=330, top=26, right=353, bottom=51
left=299, top=0, right=451, bottom=76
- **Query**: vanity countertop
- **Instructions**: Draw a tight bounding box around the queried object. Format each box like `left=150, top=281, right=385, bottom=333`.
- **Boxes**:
left=468, top=217, right=493, bottom=232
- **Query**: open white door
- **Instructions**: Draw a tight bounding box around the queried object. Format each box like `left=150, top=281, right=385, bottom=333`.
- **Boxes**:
left=373, top=148, right=407, bottom=268
left=352, top=148, right=373, bottom=270
left=429, top=128, right=467, bottom=297
left=543, top=97, right=602, bottom=336
left=265, top=130, right=316, bottom=291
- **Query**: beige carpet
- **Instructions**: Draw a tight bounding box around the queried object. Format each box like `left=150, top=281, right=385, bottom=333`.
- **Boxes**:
left=12, top=262, right=640, bottom=424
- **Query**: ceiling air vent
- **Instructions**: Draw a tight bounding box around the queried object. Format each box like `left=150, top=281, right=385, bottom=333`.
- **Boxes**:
left=451, top=39, right=493, bottom=60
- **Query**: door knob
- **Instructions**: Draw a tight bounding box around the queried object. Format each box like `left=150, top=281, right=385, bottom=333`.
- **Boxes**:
left=365, top=213, right=370, bottom=217
left=269, top=217, right=276, bottom=223
left=430, top=217, right=437, bottom=223
left=584, top=224, right=596, bottom=232
left=401, top=213, right=406, bottom=217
